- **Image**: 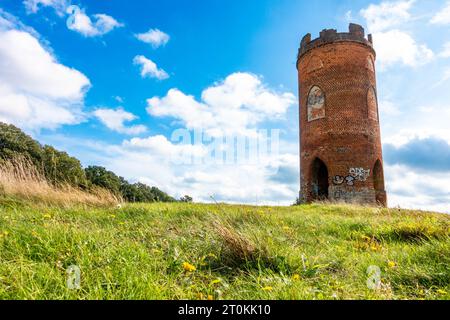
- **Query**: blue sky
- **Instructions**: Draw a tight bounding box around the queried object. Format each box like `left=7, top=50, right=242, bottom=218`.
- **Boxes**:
left=0, top=0, right=449, bottom=212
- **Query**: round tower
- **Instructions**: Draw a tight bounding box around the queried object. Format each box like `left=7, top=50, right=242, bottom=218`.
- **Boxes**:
left=297, top=23, right=387, bottom=206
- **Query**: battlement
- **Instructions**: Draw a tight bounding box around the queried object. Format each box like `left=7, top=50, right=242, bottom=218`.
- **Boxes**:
left=298, top=23, right=374, bottom=63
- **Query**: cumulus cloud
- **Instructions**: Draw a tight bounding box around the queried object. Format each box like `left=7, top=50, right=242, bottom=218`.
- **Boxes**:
left=66, top=5, right=123, bottom=37
left=360, top=0, right=433, bottom=70
left=0, top=11, right=90, bottom=130
left=23, top=0, right=69, bottom=16
left=384, top=137, right=450, bottom=172
left=385, top=164, right=450, bottom=213
left=93, top=107, right=147, bottom=135
left=135, top=28, right=170, bottom=48
left=146, top=72, right=296, bottom=136
left=133, top=55, right=169, bottom=80
left=360, top=0, right=415, bottom=32
left=373, top=30, right=434, bottom=69
left=431, top=1, right=450, bottom=25
left=96, top=137, right=299, bottom=205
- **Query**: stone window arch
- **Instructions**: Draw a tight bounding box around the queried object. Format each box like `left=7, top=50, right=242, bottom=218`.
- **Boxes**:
left=367, top=56, right=375, bottom=72
left=367, top=86, right=378, bottom=121
left=307, top=86, right=325, bottom=122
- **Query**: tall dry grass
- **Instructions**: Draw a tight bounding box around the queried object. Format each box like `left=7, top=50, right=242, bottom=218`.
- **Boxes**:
left=0, top=157, right=120, bottom=207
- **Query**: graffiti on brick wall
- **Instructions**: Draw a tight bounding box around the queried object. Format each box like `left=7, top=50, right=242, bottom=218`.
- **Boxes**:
left=345, top=176, right=355, bottom=186
left=307, top=86, right=325, bottom=121
left=349, top=167, right=371, bottom=181
left=333, top=168, right=370, bottom=187
left=333, top=175, right=344, bottom=185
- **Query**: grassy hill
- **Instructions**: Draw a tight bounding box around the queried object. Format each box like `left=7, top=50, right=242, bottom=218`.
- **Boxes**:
left=0, top=197, right=448, bottom=300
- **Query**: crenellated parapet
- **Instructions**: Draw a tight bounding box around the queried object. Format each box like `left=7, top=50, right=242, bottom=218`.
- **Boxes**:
left=297, top=23, right=374, bottom=65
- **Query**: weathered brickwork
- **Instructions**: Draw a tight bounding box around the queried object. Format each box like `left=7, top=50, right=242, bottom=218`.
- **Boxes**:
left=297, top=23, right=387, bottom=206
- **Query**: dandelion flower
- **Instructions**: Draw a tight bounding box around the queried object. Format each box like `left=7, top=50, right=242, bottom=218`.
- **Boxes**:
left=292, top=274, right=301, bottom=281
left=207, top=295, right=214, bottom=300
left=387, top=261, right=396, bottom=268
left=182, top=262, right=196, bottom=272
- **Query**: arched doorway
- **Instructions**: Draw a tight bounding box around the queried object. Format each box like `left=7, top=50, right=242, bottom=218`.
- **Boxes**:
left=373, top=159, right=385, bottom=204
left=311, top=158, right=329, bottom=200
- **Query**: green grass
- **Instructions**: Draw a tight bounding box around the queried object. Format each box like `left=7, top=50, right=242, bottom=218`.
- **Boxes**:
left=0, top=197, right=449, bottom=300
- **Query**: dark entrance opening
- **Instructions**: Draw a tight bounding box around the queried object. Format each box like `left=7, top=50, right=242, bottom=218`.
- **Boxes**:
left=373, top=159, right=385, bottom=204
left=311, top=158, right=329, bottom=201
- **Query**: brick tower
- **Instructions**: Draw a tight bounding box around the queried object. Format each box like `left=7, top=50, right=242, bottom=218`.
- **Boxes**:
left=297, top=23, right=387, bottom=206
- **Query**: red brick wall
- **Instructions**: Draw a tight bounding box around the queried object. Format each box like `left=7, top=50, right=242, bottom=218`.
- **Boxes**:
left=297, top=40, right=387, bottom=206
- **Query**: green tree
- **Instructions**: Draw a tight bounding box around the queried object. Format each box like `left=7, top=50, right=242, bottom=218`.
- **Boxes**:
left=119, top=178, right=175, bottom=203
left=42, top=145, right=87, bottom=187
left=0, top=122, right=43, bottom=167
left=85, top=166, right=121, bottom=195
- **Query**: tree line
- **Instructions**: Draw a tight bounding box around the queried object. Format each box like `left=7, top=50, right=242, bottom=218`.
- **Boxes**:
left=0, top=122, right=192, bottom=203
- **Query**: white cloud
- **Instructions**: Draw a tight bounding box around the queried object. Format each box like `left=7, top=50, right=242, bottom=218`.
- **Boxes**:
left=135, top=28, right=170, bottom=48
left=133, top=55, right=169, bottom=80
left=66, top=5, right=123, bottom=37
left=373, top=30, right=434, bottom=69
left=88, top=135, right=299, bottom=205
left=23, top=0, right=69, bottom=16
left=379, top=100, right=402, bottom=116
left=93, top=107, right=147, bottom=135
left=0, top=12, right=90, bottom=130
left=146, top=72, right=296, bottom=136
left=385, top=164, right=450, bottom=213
left=114, top=96, right=124, bottom=103
left=431, top=1, right=450, bottom=25
left=440, top=41, right=450, bottom=58
left=360, top=0, right=415, bottom=32
left=359, top=1, right=433, bottom=69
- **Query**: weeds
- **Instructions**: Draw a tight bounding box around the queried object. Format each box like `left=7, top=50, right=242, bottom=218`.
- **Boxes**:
left=0, top=157, right=119, bottom=207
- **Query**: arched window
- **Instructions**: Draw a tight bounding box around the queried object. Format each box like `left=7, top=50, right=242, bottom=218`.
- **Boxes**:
left=307, top=86, right=325, bottom=122
left=311, top=158, right=329, bottom=200
left=367, top=57, right=375, bottom=72
left=373, top=159, right=385, bottom=204
left=367, top=87, right=378, bottom=121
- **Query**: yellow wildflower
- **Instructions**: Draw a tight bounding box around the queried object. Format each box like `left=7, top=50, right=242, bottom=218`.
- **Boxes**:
left=283, top=226, right=290, bottom=231
left=207, top=295, right=214, bottom=300
left=43, top=214, right=52, bottom=219
left=387, top=261, right=396, bottom=268
left=437, top=289, right=447, bottom=295
left=292, top=274, right=301, bottom=281
left=182, top=262, right=196, bottom=272
left=262, top=286, right=273, bottom=291
left=210, top=279, right=221, bottom=285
